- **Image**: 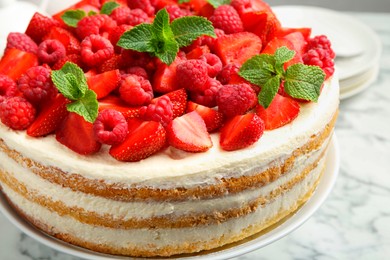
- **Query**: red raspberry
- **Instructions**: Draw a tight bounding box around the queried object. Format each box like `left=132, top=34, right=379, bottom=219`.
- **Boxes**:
left=209, top=5, right=244, bottom=34
left=37, top=39, right=66, bottom=65
left=217, top=83, right=257, bottom=117
left=110, top=6, right=132, bottom=25
left=139, top=95, right=173, bottom=127
left=25, top=12, right=61, bottom=43
left=200, top=28, right=225, bottom=51
left=165, top=5, right=191, bottom=21
left=17, top=66, right=57, bottom=105
left=0, top=75, right=18, bottom=103
left=0, top=96, right=36, bottom=130
left=190, top=78, right=222, bottom=108
left=176, top=59, right=209, bottom=92
left=123, top=66, right=149, bottom=79
left=81, top=35, right=114, bottom=68
left=52, top=54, right=83, bottom=70
left=303, top=48, right=335, bottom=79
left=127, top=0, right=155, bottom=16
left=76, top=14, right=117, bottom=40
left=307, top=35, right=335, bottom=58
left=119, top=74, right=153, bottom=106
left=128, top=9, right=150, bottom=26
left=200, top=53, right=222, bottom=78
left=120, top=50, right=155, bottom=71
left=6, top=32, right=38, bottom=54
left=93, top=109, right=128, bottom=145
left=217, top=63, right=240, bottom=85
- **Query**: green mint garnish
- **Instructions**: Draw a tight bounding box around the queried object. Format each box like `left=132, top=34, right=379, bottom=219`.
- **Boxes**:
left=61, top=10, right=86, bottom=27
left=117, top=8, right=215, bottom=65
left=100, top=1, right=120, bottom=15
left=178, top=0, right=190, bottom=3
left=208, top=0, right=231, bottom=8
left=239, top=46, right=325, bottom=108
left=51, top=62, right=98, bottom=123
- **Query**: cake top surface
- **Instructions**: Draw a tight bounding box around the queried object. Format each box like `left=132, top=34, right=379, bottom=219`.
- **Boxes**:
left=0, top=0, right=337, bottom=177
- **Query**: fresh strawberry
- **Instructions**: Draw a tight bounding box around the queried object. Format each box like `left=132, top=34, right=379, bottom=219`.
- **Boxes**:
left=160, top=88, right=187, bottom=118
left=109, top=118, right=166, bottom=162
left=86, top=69, right=121, bottom=99
left=56, top=112, right=102, bottom=155
left=256, top=93, right=300, bottom=130
left=186, top=45, right=210, bottom=60
left=25, top=12, right=61, bottom=43
left=276, top=27, right=312, bottom=41
left=27, top=94, right=70, bottom=137
left=52, top=0, right=100, bottom=25
left=98, top=95, right=140, bottom=119
left=231, top=0, right=273, bottom=15
left=167, top=111, right=212, bottom=152
left=186, top=101, right=223, bottom=132
left=152, top=55, right=185, bottom=93
left=282, top=32, right=307, bottom=57
left=219, top=113, right=264, bottom=151
left=43, top=27, right=81, bottom=55
left=0, top=48, right=38, bottom=81
left=214, top=32, right=262, bottom=65
left=262, top=37, right=302, bottom=67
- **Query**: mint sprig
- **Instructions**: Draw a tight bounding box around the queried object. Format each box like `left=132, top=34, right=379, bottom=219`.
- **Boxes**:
left=208, top=0, right=231, bottom=8
left=117, top=8, right=215, bottom=65
left=239, top=46, right=325, bottom=108
left=51, top=62, right=98, bottom=123
left=61, top=1, right=120, bottom=27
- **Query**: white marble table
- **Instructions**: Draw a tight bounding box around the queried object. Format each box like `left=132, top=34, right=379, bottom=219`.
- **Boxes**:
left=0, top=11, right=389, bottom=260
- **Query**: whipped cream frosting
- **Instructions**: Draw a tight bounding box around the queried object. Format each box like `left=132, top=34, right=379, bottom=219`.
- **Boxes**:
left=0, top=76, right=339, bottom=188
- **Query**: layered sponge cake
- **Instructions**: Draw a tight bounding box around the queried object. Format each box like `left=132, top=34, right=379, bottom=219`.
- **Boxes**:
left=0, top=0, right=338, bottom=257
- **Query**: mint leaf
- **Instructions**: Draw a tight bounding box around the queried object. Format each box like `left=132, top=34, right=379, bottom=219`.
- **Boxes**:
left=100, top=1, right=120, bottom=15
left=51, top=62, right=99, bottom=123
left=66, top=90, right=98, bottom=123
left=61, top=10, right=86, bottom=27
left=258, top=75, right=281, bottom=108
left=178, top=0, right=190, bottom=3
left=284, top=64, right=325, bottom=102
left=274, top=46, right=295, bottom=75
left=208, top=0, right=231, bottom=8
left=117, top=23, right=155, bottom=52
left=239, top=54, right=276, bottom=86
left=171, top=16, right=216, bottom=47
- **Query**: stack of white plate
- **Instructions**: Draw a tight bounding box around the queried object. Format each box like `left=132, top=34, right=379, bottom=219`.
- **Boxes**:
left=273, top=5, right=382, bottom=100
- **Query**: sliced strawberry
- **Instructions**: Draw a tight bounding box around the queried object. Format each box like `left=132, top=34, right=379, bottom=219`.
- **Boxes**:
left=109, top=118, right=166, bottom=162
left=0, top=48, right=38, bottom=81
left=276, top=27, right=312, bottom=41
left=219, top=113, right=264, bottom=151
left=232, top=0, right=273, bottom=15
left=56, top=112, right=102, bottom=155
left=215, top=32, right=262, bottom=65
left=186, top=101, right=223, bottom=132
left=159, top=88, right=187, bottom=118
left=186, top=45, right=210, bottom=60
left=262, top=37, right=302, bottom=67
left=282, top=32, right=307, bottom=57
left=152, top=55, right=185, bottom=93
left=167, top=111, right=212, bottom=152
left=25, top=12, right=61, bottom=43
left=86, top=69, right=121, bottom=99
left=52, top=0, right=100, bottom=25
left=27, top=94, right=70, bottom=137
left=98, top=95, right=140, bottom=119
left=256, top=94, right=300, bottom=130
left=43, top=27, right=81, bottom=55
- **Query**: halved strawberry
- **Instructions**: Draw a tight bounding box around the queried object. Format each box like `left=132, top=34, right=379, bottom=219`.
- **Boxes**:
left=159, top=88, right=187, bottom=118
left=109, top=118, right=166, bottom=162
left=276, top=27, right=312, bottom=41
left=282, top=32, right=307, bottom=57
left=27, top=94, right=70, bottom=137
left=25, top=12, right=61, bottom=43
left=219, top=113, right=264, bottom=151
left=186, top=101, right=223, bottom=132
left=0, top=48, right=38, bottom=81
left=214, top=32, right=262, bottom=65
left=56, top=112, right=102, bottom=155
left=186, top=45, right=210, bottom=60
left=86, top=69, right=121, bottom=99
left=98, top=95, right=140, bottom=119
left=43, top=27, right=81, bottom=55
left=167, top=111, right=212, bottom=152
left=152, top=55, right=185, bottom=93
left=255, top=94, right=300, bottom=130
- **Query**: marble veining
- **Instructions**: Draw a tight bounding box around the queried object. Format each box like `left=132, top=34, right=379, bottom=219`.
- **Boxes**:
left=1, top=11, right=390, bottom=260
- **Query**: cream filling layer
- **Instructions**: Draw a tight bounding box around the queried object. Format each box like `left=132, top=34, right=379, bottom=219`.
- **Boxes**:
left=0, top=136, right=330, bottom=220
left=0, top=77, right=339, bottom=188
left=0, top=156, right=324, bottom=249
